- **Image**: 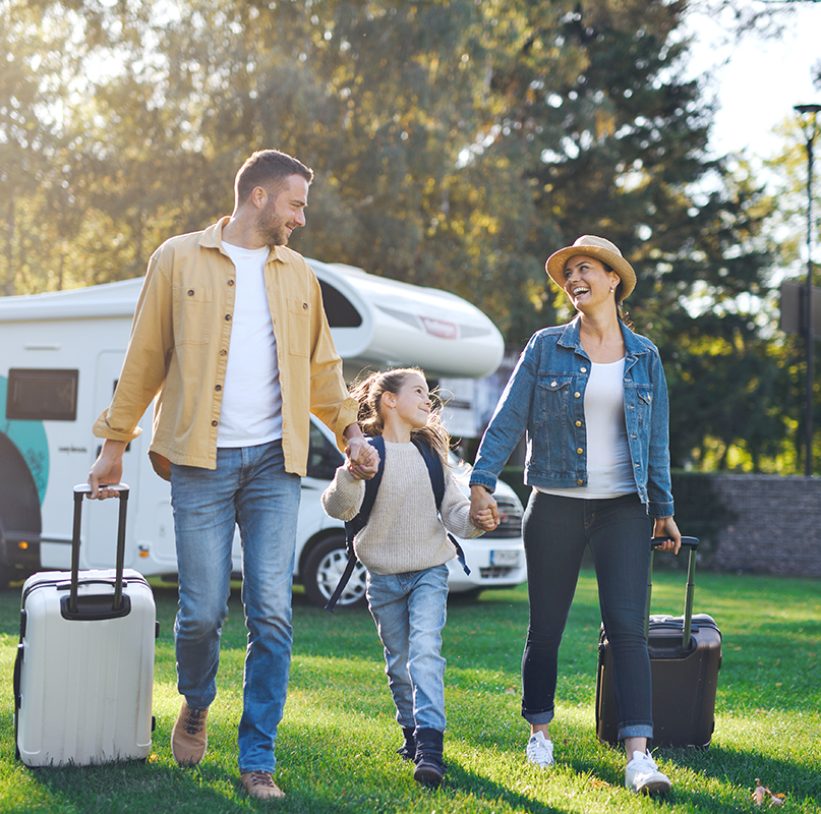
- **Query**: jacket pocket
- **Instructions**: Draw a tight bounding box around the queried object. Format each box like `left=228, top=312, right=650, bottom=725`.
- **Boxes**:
left=172, top=285, right=213, bottom=345
left=635, top=388, right=653, bottom=429
left=535, top=375, right=573, bottom=425
left=288, top=297, right=311, bottom=357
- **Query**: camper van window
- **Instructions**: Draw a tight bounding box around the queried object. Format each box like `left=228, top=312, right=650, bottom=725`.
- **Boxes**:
left=7, top=368, right=79, bottom=421
left=306, top=422, right=344, bottom=480
left=318, top=281, right=362, bottom=328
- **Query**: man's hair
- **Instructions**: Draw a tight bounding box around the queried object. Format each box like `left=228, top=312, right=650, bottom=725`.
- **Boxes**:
left=234, top=149, right=314, bottom=203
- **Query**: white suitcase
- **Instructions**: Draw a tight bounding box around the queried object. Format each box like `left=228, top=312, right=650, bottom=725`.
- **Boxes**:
left=14, top=484, right=156, bottom=767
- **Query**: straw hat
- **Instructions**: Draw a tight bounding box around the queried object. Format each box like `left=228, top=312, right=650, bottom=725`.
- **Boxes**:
left=545, top=235, right=636, bottom=302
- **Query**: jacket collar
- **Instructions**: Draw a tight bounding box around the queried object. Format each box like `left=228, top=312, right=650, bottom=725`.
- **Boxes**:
left=557, top=315, right=649, bottom=357
left=198, top=217, right=288, bottom=264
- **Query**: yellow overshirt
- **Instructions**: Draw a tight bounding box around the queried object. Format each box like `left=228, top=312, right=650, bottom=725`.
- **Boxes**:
left=92, top=217, right=358, bottom=477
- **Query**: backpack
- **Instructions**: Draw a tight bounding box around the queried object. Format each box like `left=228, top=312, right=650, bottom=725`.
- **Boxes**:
left=325, top=434, right=471, bottom=611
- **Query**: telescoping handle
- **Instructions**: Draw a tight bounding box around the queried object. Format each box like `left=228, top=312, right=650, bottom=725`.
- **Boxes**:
left=70, top=483, right=130, bottom=614
left=645, top=535, right=699, bottom=648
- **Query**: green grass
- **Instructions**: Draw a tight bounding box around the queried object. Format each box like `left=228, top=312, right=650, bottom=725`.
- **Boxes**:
left=0, top=570, right=819, bottom=813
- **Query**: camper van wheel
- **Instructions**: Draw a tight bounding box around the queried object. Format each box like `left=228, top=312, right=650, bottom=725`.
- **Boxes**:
left=302, top=534, right=368, bottom=609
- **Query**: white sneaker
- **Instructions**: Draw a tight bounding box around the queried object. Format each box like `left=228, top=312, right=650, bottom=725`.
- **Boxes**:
left=525, top=731, right=555, bottom=768
left=625, top=750, right=672, bottom=795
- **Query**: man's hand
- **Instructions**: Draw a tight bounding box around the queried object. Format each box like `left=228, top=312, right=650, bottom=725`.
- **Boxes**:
left=652, top=516, right=682, bottom=555
left=470, top=484, right=499, bottom=528
left=346, top=435, right=380, bottom=480
left=88, top=439, right=127, bottom=499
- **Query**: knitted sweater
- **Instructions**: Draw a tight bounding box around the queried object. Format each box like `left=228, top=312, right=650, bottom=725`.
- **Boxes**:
left=321, top=440, right=481, bottom=575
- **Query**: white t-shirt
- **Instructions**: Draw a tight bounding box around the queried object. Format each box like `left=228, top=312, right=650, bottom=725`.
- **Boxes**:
left=217, top=241, right=283, bottom=447
left=539, top=358, right=635, bottom=500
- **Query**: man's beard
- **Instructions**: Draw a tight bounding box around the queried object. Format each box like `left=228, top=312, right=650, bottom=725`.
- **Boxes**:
left=258, top=211, right=289, bottom=246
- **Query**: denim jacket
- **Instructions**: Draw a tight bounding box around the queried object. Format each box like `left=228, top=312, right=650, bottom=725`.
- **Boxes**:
left=470, top=317, right=674, bottom=518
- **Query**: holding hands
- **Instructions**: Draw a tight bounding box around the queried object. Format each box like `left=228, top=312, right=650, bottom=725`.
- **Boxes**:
left=470, top=485, right=499, bottom=531
left=345, top=435, right=380, bottom=480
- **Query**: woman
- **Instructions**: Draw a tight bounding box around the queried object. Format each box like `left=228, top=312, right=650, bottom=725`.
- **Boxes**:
left=469, top=235, right=681, bottom=796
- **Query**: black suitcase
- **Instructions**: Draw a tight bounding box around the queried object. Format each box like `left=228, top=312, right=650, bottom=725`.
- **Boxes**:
left=595, top=536, right=722, bottom=748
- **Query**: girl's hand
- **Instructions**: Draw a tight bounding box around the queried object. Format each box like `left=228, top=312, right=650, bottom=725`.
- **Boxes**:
left=473, top=508, right=498, bottom=532
left=652, top=516, right=682, bottom=555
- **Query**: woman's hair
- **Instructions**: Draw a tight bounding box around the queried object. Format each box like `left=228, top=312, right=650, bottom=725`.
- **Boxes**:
left=349, top=367, right=451, bottom=462
left=604, top=264, right=634, bottom=330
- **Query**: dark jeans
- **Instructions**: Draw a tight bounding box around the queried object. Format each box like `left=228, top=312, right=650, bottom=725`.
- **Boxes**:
left=521, top=490, right=653, bottom=740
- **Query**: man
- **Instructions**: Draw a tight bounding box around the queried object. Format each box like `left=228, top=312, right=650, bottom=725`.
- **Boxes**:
left=88, top=149, right=378, bottom=800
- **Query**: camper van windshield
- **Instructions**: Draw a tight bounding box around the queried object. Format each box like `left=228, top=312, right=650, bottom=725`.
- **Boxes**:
left=318, top=281, right=362, bottom=328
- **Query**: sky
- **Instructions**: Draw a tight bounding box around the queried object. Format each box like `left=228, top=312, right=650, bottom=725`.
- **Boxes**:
left=684, top=2, right=821, bottom=161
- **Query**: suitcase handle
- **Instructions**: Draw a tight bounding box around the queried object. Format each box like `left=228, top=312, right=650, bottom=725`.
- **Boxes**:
left=70, top=483, right=130, bottom=614
left=646, top=535, right=700, bottom=649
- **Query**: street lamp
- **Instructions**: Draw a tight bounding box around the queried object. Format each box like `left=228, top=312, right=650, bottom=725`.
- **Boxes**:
left=793, top=103, right=820, bottom=477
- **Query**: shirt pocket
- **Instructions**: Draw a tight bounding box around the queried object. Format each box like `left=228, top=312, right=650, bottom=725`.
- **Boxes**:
left=535, top=374, right=573, bottom=426
left=287, top=297, right=311, bottom=357
left=172, top=285, right=213, bottom=345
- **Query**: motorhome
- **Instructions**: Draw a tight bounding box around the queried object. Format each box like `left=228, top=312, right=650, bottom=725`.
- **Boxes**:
left=0, top=260, right=526, bottom=607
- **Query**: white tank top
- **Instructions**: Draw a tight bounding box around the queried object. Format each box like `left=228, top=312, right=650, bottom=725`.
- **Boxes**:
left=538, top=358, right=635, bottom=499
left=217, top=241, right=283, bottom=447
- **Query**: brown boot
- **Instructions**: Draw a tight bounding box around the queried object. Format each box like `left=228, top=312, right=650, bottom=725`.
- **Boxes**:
left=171, top=701, right=209, bottom=766
left=240, top=771, right=285, bottom=800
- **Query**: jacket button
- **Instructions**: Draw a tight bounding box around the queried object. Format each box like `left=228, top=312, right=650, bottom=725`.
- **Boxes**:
left=577, top=479, right=584, bottom=486
left=577, top=448, right=583, bottom=455
left=228, top=279, right=235, bottom=286
left=574, top=392, right=581, bottom=399
left=550, top=380, right=557, bottom=387
left=211, top=420, right=218, bottom=427
left=225, top=314, right=231, bottom=321
left=215, top=385, right=222, bottom=392
left=187, top=289, right=195, bottom=296
left=220, top=349, right=227, bottom=356
left=575, top=420, right=582, bottom=427
left=302, top=302, right=308, bottom=310
left=580, top=366, right=587, bottom=373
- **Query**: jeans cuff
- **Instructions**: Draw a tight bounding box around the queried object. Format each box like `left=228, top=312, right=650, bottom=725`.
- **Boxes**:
left=618, top=723, right=653, bottom=740
left=522, top=708, right=554, bottom=726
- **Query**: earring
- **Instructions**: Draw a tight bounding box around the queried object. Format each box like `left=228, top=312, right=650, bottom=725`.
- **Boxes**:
left=609, top=286, right=615, bottom=293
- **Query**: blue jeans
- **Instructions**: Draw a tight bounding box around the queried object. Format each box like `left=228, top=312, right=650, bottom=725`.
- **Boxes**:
left=366, top=565, right=449, bottom=733
left=521, top=491, right=653, bottom=740
left=170, top=440, right=301, bottom=773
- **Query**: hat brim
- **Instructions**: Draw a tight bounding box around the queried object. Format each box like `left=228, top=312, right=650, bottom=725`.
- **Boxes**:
left=545, top=246, right=636, bottom=302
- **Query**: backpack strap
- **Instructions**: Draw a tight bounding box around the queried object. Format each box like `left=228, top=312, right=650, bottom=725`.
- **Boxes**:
left=324, top=434, right=472, bottom=612
left=325, top=436, right=386, bottom=612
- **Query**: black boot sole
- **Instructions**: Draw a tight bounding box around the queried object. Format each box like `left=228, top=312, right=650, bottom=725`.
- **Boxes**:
left=413, top=764, right=444, bottom=787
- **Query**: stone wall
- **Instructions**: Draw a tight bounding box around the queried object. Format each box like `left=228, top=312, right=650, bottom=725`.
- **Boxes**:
left=500, top=468, right=821, bottom=578
left=672, top=473, right=821, bottom=578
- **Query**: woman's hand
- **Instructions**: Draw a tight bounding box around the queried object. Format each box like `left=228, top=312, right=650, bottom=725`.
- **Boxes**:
left=470, top=485, right=499, bottom=528
left=652, top=516, right=682, bottom=555
left=472, top=508, right=499, bottom=532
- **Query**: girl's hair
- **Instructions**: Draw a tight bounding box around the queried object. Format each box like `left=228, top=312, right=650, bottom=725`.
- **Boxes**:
left=349, top=367, right=451, bottom=462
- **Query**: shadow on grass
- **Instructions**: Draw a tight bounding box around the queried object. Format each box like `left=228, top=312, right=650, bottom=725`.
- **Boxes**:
left=444, top=761, right=569, bottom=813
left=6, top=762, right=261, bottom=814
left=662, top=744, right=821, bottom=808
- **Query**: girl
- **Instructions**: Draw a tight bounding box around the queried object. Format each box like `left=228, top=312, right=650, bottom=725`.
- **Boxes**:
left=469, top=235, right=681, bottom=795
left=322, top=368, right=497, bottom=788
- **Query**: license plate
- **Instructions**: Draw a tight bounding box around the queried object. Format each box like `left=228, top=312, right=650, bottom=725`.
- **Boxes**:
left=490, top=549, right=520, bottom=566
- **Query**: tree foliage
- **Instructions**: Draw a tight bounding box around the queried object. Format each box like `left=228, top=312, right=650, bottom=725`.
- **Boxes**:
left=0, top=0, right=810, bottom=471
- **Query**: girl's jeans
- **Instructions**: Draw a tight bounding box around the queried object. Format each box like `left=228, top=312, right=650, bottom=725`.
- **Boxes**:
left=366, top=564, right=449, bottom=733
left=170, top=439, right=301, bottom=774
left=522, top=491, right=653, bottom=740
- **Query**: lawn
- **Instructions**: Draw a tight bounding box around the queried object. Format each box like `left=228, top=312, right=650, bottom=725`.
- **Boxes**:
left=0, top=569, right=818, bottom=813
